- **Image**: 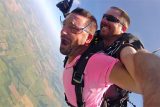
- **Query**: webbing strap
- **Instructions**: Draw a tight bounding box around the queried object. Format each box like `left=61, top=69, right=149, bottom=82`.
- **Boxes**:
left=75, top=86, right=84, bottom=107
left=72, top=52, right=94, bottom=107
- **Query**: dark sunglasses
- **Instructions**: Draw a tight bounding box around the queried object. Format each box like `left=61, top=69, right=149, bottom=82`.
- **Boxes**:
left=102, top=14, right=124, bottom=25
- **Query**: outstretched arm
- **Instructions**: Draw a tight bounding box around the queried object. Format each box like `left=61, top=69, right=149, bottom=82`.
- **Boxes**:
left=118, top=47, right=160, bottom=107
left=134, top=50, right=160, bottom=107
left=120, top=46, right=138, bottom=84
left=109, top=46, right=141, bottom=93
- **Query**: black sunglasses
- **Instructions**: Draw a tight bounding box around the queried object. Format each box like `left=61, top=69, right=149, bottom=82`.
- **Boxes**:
left=102, top=14, right=124, bottom=25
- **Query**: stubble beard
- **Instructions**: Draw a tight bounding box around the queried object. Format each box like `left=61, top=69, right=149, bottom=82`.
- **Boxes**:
left=60, top=44, right=72, bottom=55
left=100, top=30, right=113, bottom=40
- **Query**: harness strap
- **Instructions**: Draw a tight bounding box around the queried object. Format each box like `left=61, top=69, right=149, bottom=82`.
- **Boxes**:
left=72, top=52, right=94, bottom=107
left=75, top=86, right=84, bottom=107
left=64, top=56, right=68, bottom=67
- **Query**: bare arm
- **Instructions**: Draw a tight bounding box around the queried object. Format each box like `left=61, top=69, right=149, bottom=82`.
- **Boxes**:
left=134, top=50, right=160, bottom=107
left=120, top=47, right=160, bottom=106
left=120, top=46, right=137, bottom=81
left=111, top=46, right=141, bottom=93
left=109, top=61, right=141, bottom=93
left=120, top=46, right=142, bottom=91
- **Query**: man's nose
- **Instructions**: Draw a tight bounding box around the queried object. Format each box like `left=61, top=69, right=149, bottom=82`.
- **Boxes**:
left=101, top=18, right=109, bottom=24
left=61, top=27, right=68, bottom=35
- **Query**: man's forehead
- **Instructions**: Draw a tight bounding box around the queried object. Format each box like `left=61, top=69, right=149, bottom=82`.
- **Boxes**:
left=66, top=13, right=77, bottom=20
left=105, top=8, right=121, bottom=17
left=65, top=13, right=88, bottom=24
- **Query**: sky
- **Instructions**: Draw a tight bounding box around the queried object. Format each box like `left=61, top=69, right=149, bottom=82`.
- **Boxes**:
left=36, top=0, right=160, bottom=106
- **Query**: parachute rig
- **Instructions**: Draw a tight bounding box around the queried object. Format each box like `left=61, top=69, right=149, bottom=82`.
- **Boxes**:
left=56, top=0, right=73, bottom=17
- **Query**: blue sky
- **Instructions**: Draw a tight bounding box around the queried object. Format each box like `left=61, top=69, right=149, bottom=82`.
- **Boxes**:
left=37, top=0, right=160, bottom=106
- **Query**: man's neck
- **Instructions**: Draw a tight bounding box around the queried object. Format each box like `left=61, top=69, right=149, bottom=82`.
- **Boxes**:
left=67, top=46, right=88, bottom=63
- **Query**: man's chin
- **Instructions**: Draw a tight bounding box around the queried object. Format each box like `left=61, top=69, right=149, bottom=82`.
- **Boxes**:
left=60, top=48, right=69, bottom=55
left=60, top=51, right=67, bottom=55
left=100, top=30, right=108, bottom=37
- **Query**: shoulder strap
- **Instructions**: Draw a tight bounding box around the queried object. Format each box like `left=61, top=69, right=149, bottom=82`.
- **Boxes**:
left=104, top=33, right=144, bottom=58
left=72, top=51, right=94, bottom=107
left=64, top=53, right=91, bottom=107
left=63, top=56, right=68, bottom=67
left=115, top=33, right=144, bottom=59
left=122, top=33, right=144, bottom=49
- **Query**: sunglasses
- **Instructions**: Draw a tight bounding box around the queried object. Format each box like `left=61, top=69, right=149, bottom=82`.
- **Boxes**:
left=102, top=14, right=124, bottom=25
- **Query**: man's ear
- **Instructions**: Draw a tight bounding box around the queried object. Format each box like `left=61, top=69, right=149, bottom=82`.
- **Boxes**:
left=85, top=34, right=93, bottom=46
left=122, top=26, right=127, bottom=33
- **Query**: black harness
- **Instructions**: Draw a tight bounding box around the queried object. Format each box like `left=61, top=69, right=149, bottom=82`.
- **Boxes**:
left=64, top=32, right=144, bottom=107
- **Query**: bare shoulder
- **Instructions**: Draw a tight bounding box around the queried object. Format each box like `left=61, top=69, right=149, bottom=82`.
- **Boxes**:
left=119, top=46, right=138, bottom=86
left=120, top=46, right=137, bottom=59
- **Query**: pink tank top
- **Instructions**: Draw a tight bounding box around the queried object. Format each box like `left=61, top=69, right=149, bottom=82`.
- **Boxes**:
left=63, top=53, right=119, bottom=107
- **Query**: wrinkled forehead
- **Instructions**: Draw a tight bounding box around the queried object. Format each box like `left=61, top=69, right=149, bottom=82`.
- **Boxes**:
left=105, top=8, right=121, bottom=18
left=65, top=13, right=89, bottom=26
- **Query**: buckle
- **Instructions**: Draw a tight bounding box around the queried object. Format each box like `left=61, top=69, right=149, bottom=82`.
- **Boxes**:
left=72, top=72, right=83, bottom=84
